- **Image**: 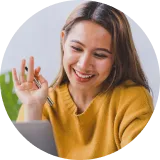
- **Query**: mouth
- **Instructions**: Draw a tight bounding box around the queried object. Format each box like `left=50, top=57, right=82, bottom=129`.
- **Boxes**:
left=73, top=68, right=95, bottom=82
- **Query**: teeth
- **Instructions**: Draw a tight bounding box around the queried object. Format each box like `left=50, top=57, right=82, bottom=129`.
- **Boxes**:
left=75, top=70, right=93, bottom=79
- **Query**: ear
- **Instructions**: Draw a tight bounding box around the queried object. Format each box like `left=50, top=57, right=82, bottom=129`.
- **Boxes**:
left=61, top=30, right=65, bottom=49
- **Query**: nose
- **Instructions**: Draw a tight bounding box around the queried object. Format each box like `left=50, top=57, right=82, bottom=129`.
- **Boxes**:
left=77, top=53, right=93, bottom=71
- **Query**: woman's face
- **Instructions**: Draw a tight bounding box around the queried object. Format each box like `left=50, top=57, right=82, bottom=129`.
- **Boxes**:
left=62, top=20, right=114, bottom=91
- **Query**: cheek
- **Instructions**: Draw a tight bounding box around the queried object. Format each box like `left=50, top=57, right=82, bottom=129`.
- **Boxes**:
left=97, top=60, right=113, bottom=76
left=63, top=49, right=78, bottom=69
left=63, top=47, right=71, bottom=64
left=66, top=47, right=78, bottom=62
left=63, top=49, right=69, bottom=72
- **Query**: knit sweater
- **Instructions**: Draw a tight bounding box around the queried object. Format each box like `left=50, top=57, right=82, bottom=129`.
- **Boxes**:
left=17, top=80, right=154, bottom=159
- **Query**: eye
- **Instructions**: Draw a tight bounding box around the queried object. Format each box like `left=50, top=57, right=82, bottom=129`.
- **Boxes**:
left=71, top=46, right=107, bottom=58
left=71, top=46, right=82, bottom=52
left=94, top=53, right=108, bottom=59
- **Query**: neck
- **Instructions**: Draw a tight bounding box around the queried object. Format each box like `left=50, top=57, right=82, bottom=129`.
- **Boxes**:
left=68, top=83, right=103, bottom=109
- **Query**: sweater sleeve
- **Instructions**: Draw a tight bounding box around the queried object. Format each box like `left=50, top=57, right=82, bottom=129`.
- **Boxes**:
left=114, top=85, right=154, bottom=149
left=120, top=112, right=152, bottom=148
left=16, top=104, right=49, bottom=122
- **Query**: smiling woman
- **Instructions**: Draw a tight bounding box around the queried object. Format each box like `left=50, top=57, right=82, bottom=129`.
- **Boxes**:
left=14, top=1, right=154, bottom=159
left=62, top=20, right=114, bottom=94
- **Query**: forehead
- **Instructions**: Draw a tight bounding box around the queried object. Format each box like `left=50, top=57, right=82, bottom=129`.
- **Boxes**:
left=67, top=20, right=111, bottom=48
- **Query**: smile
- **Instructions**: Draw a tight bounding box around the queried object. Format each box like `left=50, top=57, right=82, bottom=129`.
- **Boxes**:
left=73, top=68, right=95, bottom=82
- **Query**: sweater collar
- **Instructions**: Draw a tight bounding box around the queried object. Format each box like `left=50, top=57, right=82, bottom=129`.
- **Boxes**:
left=58, top=82, right=108, bottom=125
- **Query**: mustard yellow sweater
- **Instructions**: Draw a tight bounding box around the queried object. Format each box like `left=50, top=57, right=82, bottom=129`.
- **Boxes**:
left=17, top=80, right=154, bottom=159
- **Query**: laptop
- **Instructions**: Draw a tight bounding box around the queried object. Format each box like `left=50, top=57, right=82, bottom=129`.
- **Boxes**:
left=0, top=99, right=58, bottom=160
left=8, top=120, right=58, bottom=160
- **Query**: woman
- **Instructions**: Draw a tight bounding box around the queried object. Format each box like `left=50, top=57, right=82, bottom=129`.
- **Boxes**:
left=12, top=1, right=154, bottom=159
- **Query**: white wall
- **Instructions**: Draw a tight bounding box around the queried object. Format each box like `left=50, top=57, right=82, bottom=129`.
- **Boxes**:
left=0, top=0, right=159, bottom=105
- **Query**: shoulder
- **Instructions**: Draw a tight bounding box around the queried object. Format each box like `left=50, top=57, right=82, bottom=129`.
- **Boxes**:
left=112, top=81, right=154, bottom=148
left=112, top=80, right=154, bottom=112
left=116, top=80, right=151, bottom=97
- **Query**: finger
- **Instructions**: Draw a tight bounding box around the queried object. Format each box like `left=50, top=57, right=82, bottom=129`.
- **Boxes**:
left=12, top=68, right=20, bottom=87
left=27, top=56, right=34, bottom=83
left=38, top=75, right=48, bottom=89
left=19, top=59, right=26, bottom=83
left=34, top=66, right=41, bottom=77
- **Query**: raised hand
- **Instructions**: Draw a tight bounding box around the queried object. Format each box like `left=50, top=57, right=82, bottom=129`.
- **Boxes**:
left=12, top=56, right=49, bottom=120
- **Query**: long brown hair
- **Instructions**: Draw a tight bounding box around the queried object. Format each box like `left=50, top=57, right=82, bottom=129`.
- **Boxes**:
left=50, top=1, right=150, bottom=92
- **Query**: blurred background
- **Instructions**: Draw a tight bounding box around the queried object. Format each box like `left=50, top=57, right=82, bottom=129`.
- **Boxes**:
left=0, top=0, right=159, bottom=120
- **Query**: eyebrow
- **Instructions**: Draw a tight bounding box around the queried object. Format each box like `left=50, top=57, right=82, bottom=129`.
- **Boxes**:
left=70, top=39, right=112, bottom=54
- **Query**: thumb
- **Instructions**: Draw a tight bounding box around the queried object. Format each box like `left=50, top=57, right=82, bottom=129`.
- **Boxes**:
left=38, top=75, right=48, bottom=90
